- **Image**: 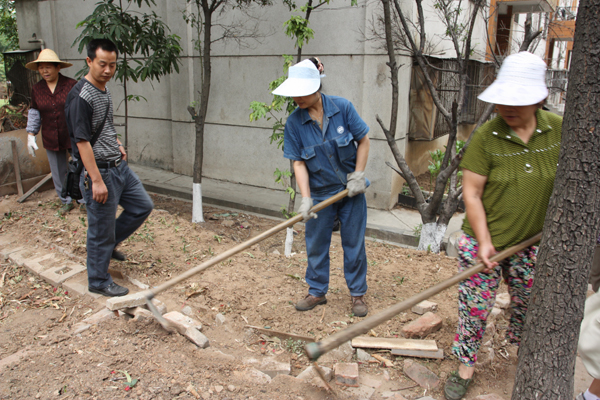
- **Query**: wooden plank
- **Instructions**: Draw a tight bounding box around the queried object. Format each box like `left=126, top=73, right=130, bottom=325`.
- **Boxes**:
left=351, top=336, right=438, bottom=351
left=11, top=140, right=23, bottom=196
left=391, top=348, right=444, bottom=359
left=245, top=325, right=315, bottom=343
left=17, top=173, right=53, bottom=203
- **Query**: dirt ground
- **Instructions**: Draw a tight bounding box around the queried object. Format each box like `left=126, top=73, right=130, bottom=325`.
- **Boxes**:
left=0, top=189, right=519, bottom=400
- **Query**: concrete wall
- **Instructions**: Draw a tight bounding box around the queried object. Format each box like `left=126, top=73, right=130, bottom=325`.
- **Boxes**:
left=14, top=0, right=488, bottom=210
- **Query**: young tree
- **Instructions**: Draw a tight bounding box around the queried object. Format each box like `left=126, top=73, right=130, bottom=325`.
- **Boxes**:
left=376, top=0, right=494, bottom=253
left=512, top=0, right=600, bottom=395
left=74, top=0, right=182, bottom=149
left=184, top=0, right=271, bottom=223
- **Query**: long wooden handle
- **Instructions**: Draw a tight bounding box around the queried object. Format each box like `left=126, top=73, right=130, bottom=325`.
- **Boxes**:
left=148, top=189, right=350, bottom=297
left=305, top=232, right=543, bottom=361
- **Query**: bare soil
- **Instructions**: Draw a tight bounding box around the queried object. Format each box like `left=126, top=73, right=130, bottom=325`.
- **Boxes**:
left=0, top=190, right=517, bottom=400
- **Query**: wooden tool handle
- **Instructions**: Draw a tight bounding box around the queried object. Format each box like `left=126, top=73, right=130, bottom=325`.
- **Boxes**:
left=306, top=232, right=543, bottom=361
left=149, top=190, right=350, bottom=297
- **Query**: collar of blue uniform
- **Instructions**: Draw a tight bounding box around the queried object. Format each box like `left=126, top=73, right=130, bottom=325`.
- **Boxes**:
left=300, top=93, right=340, bottom=125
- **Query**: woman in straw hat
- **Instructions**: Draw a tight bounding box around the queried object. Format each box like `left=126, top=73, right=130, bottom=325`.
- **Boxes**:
left=272, top=58, right=371, bottom=317
left=444, top=52, right=563, bottom=400
left=25, top=49, right=78, bottom=214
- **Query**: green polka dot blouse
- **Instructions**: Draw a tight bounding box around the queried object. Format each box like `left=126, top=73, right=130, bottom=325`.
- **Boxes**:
left=461, top=109, right=563, bottom=250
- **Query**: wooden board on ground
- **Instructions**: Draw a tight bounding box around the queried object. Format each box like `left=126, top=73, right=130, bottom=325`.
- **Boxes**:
left=391, top=348, right=444, bottom=359
left=11, top=140, right=23, bottom=196
left=351, top=336, right=438, bottom=351
left=245, top=325, right=315, bottom=343
left=17, top=173, right=53, bottom=203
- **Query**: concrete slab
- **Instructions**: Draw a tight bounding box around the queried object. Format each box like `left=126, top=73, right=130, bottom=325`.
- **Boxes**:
left=39, top=262, right=86, bottom=286
left=22, top=253, right=57, bottom=274
left=8, top=248, right=43, bottom=266
left=62, top=277, right=102, bottom=299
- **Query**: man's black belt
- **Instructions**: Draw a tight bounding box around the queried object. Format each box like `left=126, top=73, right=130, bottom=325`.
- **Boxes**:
left=96, top=159, right=122, bottom=169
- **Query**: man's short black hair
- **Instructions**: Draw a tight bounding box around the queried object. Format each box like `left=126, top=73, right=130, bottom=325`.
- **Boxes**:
left=87, top=38, right=119, bottom=60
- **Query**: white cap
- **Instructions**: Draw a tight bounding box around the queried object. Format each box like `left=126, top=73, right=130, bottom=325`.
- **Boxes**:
left=272, top=59, right=321, bottom=97
left=478, top=52, right=548, bottom=106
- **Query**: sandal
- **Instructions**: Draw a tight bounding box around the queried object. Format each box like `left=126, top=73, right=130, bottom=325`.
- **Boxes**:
left=444, top=370, right=473, bottom=400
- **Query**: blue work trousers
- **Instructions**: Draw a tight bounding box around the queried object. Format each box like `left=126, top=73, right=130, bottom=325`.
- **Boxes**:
left=81, top=161, right=153, bottom=290
left=305, top=193, right=368, bottom=297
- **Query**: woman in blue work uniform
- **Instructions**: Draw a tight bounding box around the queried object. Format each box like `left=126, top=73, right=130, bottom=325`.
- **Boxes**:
left=273, top=58, right=371, bottom=317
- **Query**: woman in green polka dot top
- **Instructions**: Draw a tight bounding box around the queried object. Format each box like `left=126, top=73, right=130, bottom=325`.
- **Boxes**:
left=444, top=52, right=563, bottom=400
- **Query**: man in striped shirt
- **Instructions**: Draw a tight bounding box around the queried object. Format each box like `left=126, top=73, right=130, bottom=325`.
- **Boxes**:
left=65, top=39, right=153, bottom=297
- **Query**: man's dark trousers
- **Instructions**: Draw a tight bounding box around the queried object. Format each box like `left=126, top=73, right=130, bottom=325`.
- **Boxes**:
left=81, top=160, right=153, bottom=290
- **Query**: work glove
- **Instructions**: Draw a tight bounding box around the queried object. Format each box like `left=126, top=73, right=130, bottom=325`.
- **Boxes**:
left=347, top=171, right=367, bottom=197
left=27, top=134, right=38, bottom=157
left=298, top=197, right=317, bottom=222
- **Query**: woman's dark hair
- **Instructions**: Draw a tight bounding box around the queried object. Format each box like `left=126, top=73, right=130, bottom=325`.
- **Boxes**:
left=307, top=57, right=323, bottom=92
left=87, top=38, right=119, bottom=60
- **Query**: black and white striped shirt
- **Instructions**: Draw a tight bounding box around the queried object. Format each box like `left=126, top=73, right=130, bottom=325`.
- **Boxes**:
left=65, top=78, right=121, bottom=163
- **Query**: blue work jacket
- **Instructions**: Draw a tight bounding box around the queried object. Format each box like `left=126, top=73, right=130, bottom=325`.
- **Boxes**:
left=283, top=93, right=370, bottom=197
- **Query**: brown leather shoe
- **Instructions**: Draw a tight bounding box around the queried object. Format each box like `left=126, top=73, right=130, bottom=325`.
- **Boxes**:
left=352, top=296, right=368, bottom=317
left=295, top=294, right=327, bottom=311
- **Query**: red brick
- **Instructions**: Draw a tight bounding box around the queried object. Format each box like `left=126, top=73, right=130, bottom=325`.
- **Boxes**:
left=334, top=362, right=359, bottom=387
left=403, top=359, right=440, bottom=389
left=401, top=312, right=443, bottom=339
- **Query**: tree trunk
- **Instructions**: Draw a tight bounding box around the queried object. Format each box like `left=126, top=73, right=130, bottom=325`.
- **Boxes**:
left=512, top=0, right=600, bottom=396
left=123, top=52, right=128, bottom=151
left=192, top=1, right=213, bottom=224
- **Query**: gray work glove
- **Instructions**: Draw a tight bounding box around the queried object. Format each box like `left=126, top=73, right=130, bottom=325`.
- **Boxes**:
left=298, top=197, right=317, bottom=222
left=347, top=171, right=367, bottom=197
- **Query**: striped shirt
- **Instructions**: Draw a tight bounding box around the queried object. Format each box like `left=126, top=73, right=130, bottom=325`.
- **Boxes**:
left=65, top=78, right=121, bottom=163
left=461, top=109, right=563, bottom=250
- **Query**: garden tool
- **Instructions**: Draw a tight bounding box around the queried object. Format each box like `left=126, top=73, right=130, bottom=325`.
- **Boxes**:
left=141, top=189, right=350, bottom=331
left=304, top=232, right=543, bottom=361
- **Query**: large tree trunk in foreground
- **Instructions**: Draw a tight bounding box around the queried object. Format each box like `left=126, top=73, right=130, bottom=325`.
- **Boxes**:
left=512, top=0, right=600, bottom=396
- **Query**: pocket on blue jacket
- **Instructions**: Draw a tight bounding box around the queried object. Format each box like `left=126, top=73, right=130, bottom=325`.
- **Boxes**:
left=301, top=146, right=322, bottom=174
left=335, top=133, right=357, bottom=162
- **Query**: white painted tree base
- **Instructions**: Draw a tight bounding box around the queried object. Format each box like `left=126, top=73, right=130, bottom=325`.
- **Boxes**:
left=192, top=183, right=205, bottom=223
left=417, top=222, right=447, bottom=253
left=284, top=227, right=294, bottom=257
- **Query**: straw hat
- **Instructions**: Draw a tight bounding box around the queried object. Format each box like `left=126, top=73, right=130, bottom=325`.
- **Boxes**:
left=478, top=52, right=548, bottom=106
left=272, top=59, right=321, bottom=97
left=25, top=49, right=73, bottom=71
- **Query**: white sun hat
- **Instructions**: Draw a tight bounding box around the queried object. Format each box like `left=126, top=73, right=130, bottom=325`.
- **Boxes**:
left=272, top=59, right=321, bottom=97
left=478, top=52, right=548, bottom=106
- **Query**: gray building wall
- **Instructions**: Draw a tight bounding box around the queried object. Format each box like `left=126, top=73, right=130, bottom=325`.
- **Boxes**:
left=14, top=0, right=435, bottom=210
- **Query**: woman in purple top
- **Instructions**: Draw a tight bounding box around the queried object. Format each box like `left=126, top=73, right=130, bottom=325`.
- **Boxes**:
left=25, top=49, right=77, bottom=214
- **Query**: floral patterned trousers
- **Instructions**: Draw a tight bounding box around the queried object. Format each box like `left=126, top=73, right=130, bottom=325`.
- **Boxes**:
left=451, top=233, right=537, bottom=367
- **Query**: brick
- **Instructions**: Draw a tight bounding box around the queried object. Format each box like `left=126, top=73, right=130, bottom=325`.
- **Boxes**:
left=258, top=358, right=291, bottom=378
left=40, top=262, right=86, bottom=286
left=127, top=276, right=149, bottom=289
left=403, top=359, right=440, bottom=389
left=163, top=311, right=203, bottom=332
left=0, top=235, right=18, bottom=248
left=411, top=300, right=438, bottom=315
left=474, top=395, right=505, bottom=400
left=106, top=291, right=147, bottom=310
left=151, top=299, right=167, bottom=315
left=183, top=327, right=210, bottom=348
left=0, top=348, right=31, bottom=369
left=320, top=340, right=355, bottom=362
left=296, top=365, right=333, bottom=382
left=334, top=362, right=359, bottom=387
left=401, top=312, right=443, bottom=339
left=495, top=293, right=510, bottom=309
left=132, top=308, right=154, bottom=321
